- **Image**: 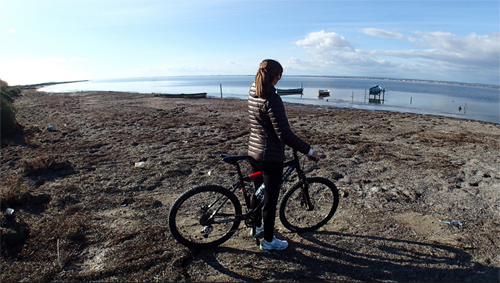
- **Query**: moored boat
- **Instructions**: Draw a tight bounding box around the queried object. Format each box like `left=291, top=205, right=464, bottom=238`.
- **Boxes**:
left=369, top=85, right=383, bottom=95
left=367, top=85, right=385, bottom=103
left=154, top=92, right=207, bottom=98
left=277, top=83, right=304, bottom=95
left=277, top=88, right=303, bottom=95
left=318, top=89, right=330, bottom=97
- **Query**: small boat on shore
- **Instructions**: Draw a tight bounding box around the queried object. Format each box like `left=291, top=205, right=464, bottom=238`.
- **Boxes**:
left=318, top=89, right=330, bottom=97
left=277, top=88, right=303, bottom=95
left=277, top=83, right=304, bottom=95
left=153, top=92, right=207, bottom=99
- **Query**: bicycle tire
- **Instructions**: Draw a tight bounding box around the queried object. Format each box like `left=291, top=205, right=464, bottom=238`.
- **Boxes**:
left=168, top=185, right=242, bottom=249
left=279, top=177, right=339, bottom=232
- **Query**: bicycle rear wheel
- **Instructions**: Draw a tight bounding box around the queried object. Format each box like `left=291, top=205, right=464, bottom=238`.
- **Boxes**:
left=169, top=185, right=242, bottom=249
left=279, top=177, right=339, bottom=232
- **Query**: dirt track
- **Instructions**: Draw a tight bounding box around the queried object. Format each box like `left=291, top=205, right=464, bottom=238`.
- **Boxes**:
left=1, top=90, right=499, bottom=282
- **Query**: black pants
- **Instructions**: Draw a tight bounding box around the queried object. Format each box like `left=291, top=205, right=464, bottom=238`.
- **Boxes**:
left=251, top=161, right=284, bottom=242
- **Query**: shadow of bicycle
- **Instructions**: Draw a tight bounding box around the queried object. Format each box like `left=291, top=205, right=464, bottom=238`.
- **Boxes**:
left=191, top=231, right=498, bottom=282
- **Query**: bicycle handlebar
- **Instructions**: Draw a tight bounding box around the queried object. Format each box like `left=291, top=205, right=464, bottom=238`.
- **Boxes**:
left=221, top=148, right=317, bottom=165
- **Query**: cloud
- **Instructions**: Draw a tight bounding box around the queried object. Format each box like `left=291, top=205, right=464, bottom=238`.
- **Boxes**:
left=296, top=30, right=355, bottom=52
left=415, top=31, right=499, bottom=67
left=365, top=31, right=500, bottom=70
left=295, top=31, right=372, bottom=72
left=293, top=30, right=499, bottom=84
left=361, top=28, right=416, bottom=42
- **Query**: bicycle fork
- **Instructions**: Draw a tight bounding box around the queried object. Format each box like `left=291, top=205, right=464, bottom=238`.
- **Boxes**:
left=297, top=173, right=315, bottom=211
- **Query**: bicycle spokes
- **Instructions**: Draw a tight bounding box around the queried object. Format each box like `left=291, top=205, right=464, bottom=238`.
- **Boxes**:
left=169, top=186, right=242, bottom=248
left=279, top=177, right=339, bottom=232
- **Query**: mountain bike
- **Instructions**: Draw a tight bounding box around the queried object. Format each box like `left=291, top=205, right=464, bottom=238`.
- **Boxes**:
left=168, top=149, right=339, bottom=249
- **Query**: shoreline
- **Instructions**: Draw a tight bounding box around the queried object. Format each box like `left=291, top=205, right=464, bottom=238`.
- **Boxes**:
left=34, top=75, right=500, bottom=89
left=1, top=89, right=499, bottom=282
left=36, top=76, right=500, bottom=124
left=38, top=89, right=500, bottom=125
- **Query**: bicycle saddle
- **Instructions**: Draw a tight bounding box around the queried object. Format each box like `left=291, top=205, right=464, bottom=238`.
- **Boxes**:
left=220, top=154, right=252, bottom=165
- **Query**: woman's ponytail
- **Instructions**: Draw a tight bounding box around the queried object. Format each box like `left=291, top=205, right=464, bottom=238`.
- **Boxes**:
left=255, top=59, right=283, bottom=99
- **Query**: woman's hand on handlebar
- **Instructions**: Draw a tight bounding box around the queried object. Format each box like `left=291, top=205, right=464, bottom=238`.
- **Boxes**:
left=307, top=151, right=321, bottom=163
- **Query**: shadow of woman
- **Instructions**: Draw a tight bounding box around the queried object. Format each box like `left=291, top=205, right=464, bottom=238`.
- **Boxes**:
left=190, top=230, right=498, bottom=282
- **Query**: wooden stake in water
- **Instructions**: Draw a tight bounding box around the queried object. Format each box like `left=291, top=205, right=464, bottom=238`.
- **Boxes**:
left=220, top=84, right=223, bottom=99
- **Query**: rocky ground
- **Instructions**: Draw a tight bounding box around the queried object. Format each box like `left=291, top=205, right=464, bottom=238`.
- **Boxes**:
left=1, top=89, right=499, bottom=282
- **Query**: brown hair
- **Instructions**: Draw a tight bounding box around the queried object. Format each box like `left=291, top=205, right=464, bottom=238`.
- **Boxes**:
left=255, top=59, right=283, bottom=99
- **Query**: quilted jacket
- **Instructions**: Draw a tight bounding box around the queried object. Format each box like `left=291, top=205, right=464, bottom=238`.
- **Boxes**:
left=247, top=82, right=311, bottom=162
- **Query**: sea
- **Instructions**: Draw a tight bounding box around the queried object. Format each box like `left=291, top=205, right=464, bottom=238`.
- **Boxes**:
left=40, top=76, right=500, bottom=124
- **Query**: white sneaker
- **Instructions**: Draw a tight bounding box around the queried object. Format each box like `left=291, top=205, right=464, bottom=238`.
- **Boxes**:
left=249, top=223, right=264, bottom=237
left=260, top=236, right=288, bottom=251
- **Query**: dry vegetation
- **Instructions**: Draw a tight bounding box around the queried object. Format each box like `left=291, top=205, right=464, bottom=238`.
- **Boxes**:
left=1, top=89, right=499, bottom=282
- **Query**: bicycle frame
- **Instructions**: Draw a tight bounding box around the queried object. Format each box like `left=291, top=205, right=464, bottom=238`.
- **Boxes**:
left=218, top=150, right=311, bottom=225
left=168, top=149, right=338, bottom=249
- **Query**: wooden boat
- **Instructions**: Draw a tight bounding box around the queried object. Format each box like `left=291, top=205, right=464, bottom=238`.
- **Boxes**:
left=153, top=92, right=207, bottom=99
left=318, top=89, right=330, bottom=97
left=277, top=83, right=304, bottom=95
left=277, top=88, right=303, bottom=95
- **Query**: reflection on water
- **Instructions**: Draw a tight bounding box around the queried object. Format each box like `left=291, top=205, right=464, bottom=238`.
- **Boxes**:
left=41, top=76, right=499, bottom=124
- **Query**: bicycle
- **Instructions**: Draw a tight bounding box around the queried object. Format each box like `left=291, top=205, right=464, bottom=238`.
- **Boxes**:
left=168, top=149, right=339, bottom=249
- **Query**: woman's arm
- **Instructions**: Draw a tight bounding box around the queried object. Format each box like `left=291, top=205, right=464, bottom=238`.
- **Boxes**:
left=267, top=95, right=311, bottom=155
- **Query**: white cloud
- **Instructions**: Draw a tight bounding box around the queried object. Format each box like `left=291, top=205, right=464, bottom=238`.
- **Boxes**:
left=415, top=31, right=499, bottom=67
left=361, top=28, right=416, bottom=42
left=296, top=30, right=355, bottom=52
left=293, top=30, right=499, bottom=84
left=365, top=31, right=500, bottom=70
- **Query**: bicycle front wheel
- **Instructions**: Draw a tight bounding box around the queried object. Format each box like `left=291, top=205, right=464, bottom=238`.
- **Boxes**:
left=168, top=185, right=242, bottom=249
left=279, top=177, right=339, bottom=232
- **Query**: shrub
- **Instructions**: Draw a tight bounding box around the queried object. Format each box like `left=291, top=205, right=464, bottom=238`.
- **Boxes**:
left=0, top=78, right=8, bottom=88
left=0, top=80, right=23, bottom=138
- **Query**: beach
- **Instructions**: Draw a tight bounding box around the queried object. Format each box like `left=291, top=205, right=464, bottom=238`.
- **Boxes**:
left=1, top=89, right=499, bottom=281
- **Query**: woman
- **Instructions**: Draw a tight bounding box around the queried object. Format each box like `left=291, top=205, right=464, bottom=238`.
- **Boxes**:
left=248, top=59, right=320, bottom=251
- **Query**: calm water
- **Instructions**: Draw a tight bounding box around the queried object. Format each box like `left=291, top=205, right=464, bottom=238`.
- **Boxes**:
left=41, top=76, right=500, bottom=124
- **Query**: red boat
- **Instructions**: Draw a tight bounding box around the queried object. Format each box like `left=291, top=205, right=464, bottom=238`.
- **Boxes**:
left=318, top=89, right=330, bottom=97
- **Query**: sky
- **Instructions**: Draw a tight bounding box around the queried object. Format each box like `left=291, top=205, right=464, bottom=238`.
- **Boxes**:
left=0, top=0, right=499, bottom=86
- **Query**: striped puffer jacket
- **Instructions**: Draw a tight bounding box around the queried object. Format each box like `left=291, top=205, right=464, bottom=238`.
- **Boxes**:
left=247, top=82, right=311, bottom=162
